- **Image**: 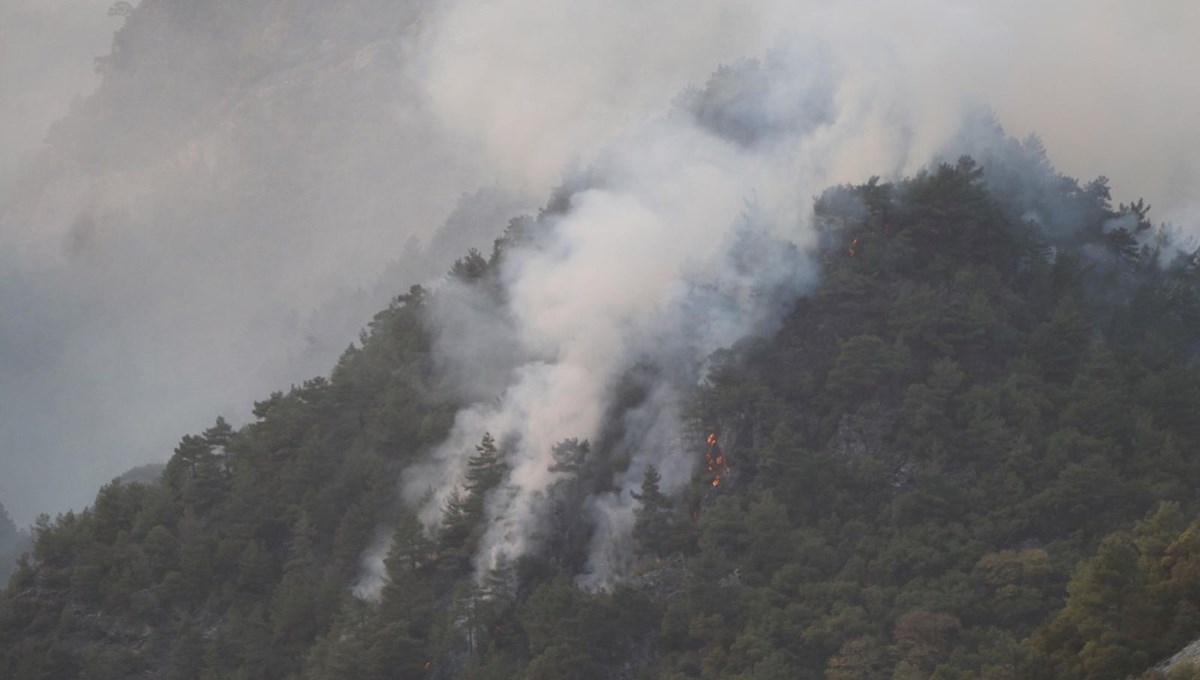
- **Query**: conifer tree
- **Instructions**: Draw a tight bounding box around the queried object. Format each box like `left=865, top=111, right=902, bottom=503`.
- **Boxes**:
left=631, top=465, right=674, bottom=557
left=272, top=514, right=323, bottom=647
left=464, top=433, right=505, bottom=518
left=382, top=512, right=435, bottom=633
left=438, top=489, right=475, bottom=574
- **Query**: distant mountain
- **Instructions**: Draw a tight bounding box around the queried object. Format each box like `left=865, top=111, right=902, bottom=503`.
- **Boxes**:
left=5, top=3, right=1200, bottom=678
left=0, top=0, right=531, bottom=523
left=114, top=464, right=168, bottom=487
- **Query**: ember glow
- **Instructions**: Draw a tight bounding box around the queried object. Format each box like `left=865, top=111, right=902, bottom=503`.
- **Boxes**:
left=704, top=432, right=726, bottom=488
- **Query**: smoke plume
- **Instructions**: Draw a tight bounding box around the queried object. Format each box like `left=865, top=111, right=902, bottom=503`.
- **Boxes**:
left=400, top=43, right=957, bottom=588
left=2, top=0, right=1195, bottom=547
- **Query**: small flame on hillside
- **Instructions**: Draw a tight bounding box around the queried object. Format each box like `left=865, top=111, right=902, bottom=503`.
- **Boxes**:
left=704, top=431, right=725, bottom=489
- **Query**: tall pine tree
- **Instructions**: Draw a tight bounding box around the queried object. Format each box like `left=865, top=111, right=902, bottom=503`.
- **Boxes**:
left=631, top=465, right=675, bottom=558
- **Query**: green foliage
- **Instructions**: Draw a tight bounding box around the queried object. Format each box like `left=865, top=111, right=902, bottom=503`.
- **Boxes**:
left=0, top=287, right=447, bottom=679
left=632, top=465, right=676, bottom=558
left=0, top=500, right=31, bottom=584
left=6, top=151, right=1200, bottom=680
left=825, top=334, right=906, bottom=400
left=1031, top=505, right=1200, bottom=680
left=464, top=432, right=506, bottom=517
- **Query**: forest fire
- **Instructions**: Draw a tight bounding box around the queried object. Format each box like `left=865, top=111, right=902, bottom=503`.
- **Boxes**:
left=705, top=432, right=725, bottom=488
left=848, top=237, right=860, bottom=256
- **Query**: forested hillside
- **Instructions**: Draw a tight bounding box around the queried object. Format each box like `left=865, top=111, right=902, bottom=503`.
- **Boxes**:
left=6, top=122, right=1200, bottom=680
left=0, top=0, right=532, bottom=525
left=0, top=502, right=30, bottom=585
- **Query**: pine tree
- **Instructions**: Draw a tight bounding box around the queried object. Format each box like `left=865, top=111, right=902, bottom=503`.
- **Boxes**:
left=203, top=416, right=235, bottom=474
left=272, top=514, right=323, bottom=648
left=547, top=438, right=589, bottom=477
left=384, top=512, right=435, bottom=579
left=464, top=433, right=506, bottom=518
left=164, top=435, right=213, bottom=490
left=440, top=489, right=472, bottom=548
left=631, top=465, right=674, bottom=558
left=381, top=512, right=435, bottom=634
left=166, top=620, right=204, bottom=680
left=163, top=431, right=229, bottom=514
left=438, top=489, right=475, bottom=574
left=475, top=556, right=516, bottom=653
left=176, top=509, right=212, bottom=602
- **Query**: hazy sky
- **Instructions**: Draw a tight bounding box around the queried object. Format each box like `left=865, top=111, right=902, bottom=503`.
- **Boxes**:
left=0, top=0, right=112, bottom=192
left=1, top=0, right=1196, bottom=527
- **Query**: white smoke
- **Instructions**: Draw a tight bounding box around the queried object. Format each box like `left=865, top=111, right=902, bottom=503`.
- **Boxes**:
left=377, top=1, right=1198, bottom=588
left=3, top=0, right=1194, bottom=550
left=397, top=42, right=928, bottom=588
left=351, top=527, right=393, bottom=601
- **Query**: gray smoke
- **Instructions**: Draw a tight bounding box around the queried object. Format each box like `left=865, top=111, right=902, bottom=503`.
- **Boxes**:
left=2, top=0, right=1196, bottom=545
left=0, top=0, right=529, bottom=525
left=398, top=44, right=925, bottom=589
left=385, top=2, right=1199, bottom=589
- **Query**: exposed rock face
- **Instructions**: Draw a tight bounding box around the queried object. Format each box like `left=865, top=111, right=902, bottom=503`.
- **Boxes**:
left=9, top=577, right=158, bottom=669
left=828, top=402, right=917, bottom=487
left=1157, top=638, right=1200, bottom=675
left=829, top=402, right=893, bottom=464
left=628, top=553, right=686, bottom=602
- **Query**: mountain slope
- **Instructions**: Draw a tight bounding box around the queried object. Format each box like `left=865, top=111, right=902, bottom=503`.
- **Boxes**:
left=6, top=136, right=1200, bottom=680
left=0, top=0, right=531, bottom=524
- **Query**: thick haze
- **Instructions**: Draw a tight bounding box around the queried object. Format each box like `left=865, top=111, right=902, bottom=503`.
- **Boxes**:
left=0, top=0, right=112, bottom=193
left=1, top=0, right=1196, bottom=531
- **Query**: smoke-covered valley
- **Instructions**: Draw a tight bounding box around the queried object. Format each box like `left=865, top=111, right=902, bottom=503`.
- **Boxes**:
left=1, top=0, right=1196, bottom=549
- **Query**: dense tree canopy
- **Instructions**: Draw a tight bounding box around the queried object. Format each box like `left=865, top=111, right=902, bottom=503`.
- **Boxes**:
left=6, top=142, right=1200, bottom=680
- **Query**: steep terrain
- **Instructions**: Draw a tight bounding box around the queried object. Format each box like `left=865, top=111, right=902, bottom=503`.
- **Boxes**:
left=5, top=4, right=1200, bottom=679
left=6, top=130, right=1200, bottom=679
left=0, top=0, right=527, bottom=522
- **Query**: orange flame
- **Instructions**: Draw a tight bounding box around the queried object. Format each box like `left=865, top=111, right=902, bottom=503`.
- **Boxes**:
left=424, top=661, right=432, bottom=672
left=848, top=237, right=860, bottom=257
left=704, top=432, right=725, bottom=489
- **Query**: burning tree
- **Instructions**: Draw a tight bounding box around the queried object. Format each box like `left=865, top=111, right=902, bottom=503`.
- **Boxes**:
left=705, top=432, right=727, bottom=488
